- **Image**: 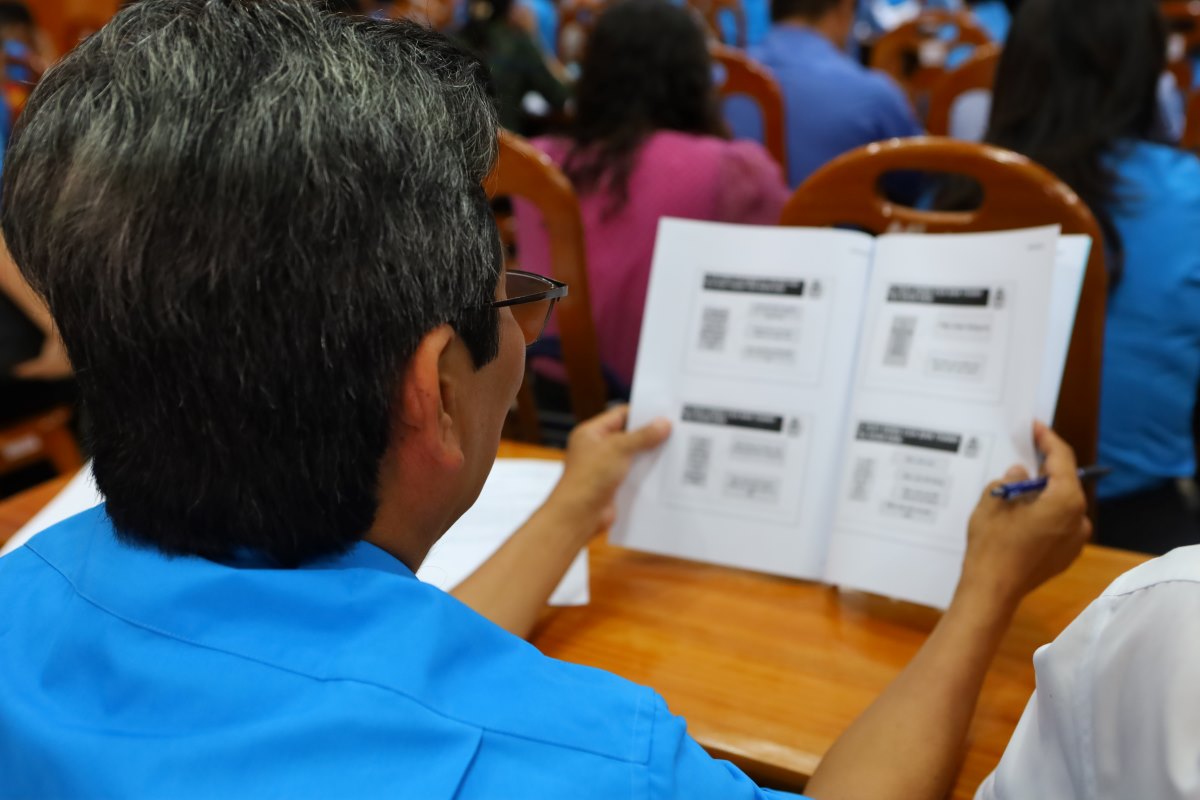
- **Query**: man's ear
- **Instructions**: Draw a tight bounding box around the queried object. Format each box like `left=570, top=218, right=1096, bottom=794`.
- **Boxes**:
left=394, top=324, right=464, bottom=470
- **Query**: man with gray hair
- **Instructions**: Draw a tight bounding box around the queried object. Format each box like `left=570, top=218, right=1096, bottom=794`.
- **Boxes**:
left=0, top=1, right=1090, bottom=797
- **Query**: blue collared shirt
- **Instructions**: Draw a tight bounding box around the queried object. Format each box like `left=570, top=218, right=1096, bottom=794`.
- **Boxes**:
left=0, top=507, right=805, bottom=798
left=725, top=25, right=922, bottom=188
left=1097, top=142, right=1200, bottom=499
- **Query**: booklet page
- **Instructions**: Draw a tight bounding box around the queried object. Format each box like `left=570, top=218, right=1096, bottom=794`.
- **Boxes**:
left=613, top=219, right=873, bottom=579
left=822, top=226, right=1061, bottom=608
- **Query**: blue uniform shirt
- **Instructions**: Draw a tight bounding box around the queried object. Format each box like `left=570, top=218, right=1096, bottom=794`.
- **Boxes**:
left=0, top=507, right=806, bottom=798
left=1097, top=142, right=1200, bottom=499
left=725, top=25, right=922, bottom=188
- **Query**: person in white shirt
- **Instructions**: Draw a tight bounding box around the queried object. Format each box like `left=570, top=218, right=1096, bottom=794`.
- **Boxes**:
left=978, top=545, right=1200, bottom=798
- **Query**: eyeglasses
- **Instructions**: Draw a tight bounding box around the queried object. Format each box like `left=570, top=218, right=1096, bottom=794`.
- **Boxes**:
left=489, top=270, right=568, bottom=346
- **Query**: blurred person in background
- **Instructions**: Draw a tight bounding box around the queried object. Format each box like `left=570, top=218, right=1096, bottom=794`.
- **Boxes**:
left=456, top=0, right=568, bottom=134
left=514, top=0, right=788, bottom=397
left=727, top=0, right=921, bottom=189
left=943, top=0, right=1200, bottom=555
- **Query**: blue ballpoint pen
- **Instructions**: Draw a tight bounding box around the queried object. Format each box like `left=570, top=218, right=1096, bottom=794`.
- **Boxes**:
left=990, top=465, right=1112, bottom=500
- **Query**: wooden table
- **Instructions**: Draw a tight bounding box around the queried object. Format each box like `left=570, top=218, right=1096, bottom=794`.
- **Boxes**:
left=0, top=443, right=1148, bottom=799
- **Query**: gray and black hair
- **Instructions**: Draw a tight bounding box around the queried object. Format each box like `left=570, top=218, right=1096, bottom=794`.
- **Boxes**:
left=2, top=0, right=502, bottom=565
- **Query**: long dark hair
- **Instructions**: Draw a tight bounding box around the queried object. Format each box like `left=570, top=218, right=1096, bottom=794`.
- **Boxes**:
left=563, top=0, right=726, bottom=215
left=984, top=0, right=1166, bottom=278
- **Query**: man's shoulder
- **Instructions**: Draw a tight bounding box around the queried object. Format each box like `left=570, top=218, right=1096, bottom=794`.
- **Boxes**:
left=1103, top=544, right=1200, bottom=599
left=3, top=510, right=661, bottom=765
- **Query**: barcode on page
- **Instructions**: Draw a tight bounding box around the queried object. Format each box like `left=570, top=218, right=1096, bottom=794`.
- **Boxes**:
left=682, top=436, right=713, bottom=487
left=697, top=307, right=730, bottom=352
left=884, top=315, right=917, bottom=367
left=849, top=457, right=875, bottom=502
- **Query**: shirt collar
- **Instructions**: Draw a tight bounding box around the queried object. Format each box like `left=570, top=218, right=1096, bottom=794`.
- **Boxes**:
left=306, top=539, right=416, bottom=578
left=766, top=23, right=843, bottom=56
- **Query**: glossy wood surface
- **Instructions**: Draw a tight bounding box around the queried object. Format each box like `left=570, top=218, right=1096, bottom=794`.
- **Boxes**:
left=486, top=131, right=609, bottom=435
left=0, top=406, right=82, bottom=478
left=0, top=441, right=1148, bottom=798
left=926, top=42, right=1000, bottom=137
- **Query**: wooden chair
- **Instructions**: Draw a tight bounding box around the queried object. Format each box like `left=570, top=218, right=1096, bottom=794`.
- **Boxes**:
left=779, top=137, right=1108, bottom=478
left=926, top=41, right=1000, bottom=138
left=870, top=10, right=991, bottom=111
left=387, top=0, right=456, bottom=30
left=485, top=130, right=608, bottom=441
left=710, top=45, right=788, bottom=175
left=692, top=0, right=747, bottom=48
left=1163, top=1, right=1200, bottom=92
left=1185, top=89, right=1200, bottom=152
left=1169, top=57, right=1194, bottom=99
left=0, top=406, right=83, bottom=479
left=61, top=12, right=112, bottom=50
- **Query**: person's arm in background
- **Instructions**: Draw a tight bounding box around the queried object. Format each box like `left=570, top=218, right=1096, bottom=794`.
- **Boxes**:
left=803, top=422, right=1091, bottom=800
left=451, top=405, right=670, bottom=638
left=0, top=236, right=71, bottom=379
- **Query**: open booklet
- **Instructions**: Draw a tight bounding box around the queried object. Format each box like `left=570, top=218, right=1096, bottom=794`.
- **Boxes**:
left=613, top=220, right=1090, bottom=608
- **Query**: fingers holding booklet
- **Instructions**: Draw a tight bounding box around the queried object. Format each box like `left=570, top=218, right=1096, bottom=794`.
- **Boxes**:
left=959, top=422, right=1093, bottom=610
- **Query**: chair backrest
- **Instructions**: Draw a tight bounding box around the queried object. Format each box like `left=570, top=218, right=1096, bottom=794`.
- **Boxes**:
left=62, top=10, right=113, bottom=51
left=926, top=41, right=1000, bottom=138
left=485, top=131, right=608, bottom=436
left=387, top=0, right=456, bottom=29
left=779, top=137, right=1108, bottom=475
left=1164, top=1, right=1200, bottom=93
left=0, top=406, right=83, bottom=479
left=691, top=0, right=747, bottom=48
left=710, top=45, right=788, bottom=174
left=869, top=10, right=991, bottom=109
left=1185, top=90, right=1200, bottom=152
left=557, top=0, right=606, bottom=68
left=1169, top=58, right=1194, bottom=98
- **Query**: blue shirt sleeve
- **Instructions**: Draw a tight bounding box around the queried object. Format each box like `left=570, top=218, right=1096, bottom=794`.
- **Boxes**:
left=646, top=694, right=809, bottom=799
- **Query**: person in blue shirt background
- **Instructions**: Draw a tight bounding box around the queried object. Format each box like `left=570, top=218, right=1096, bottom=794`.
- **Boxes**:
left=0, top=1, right=1091, bottom=797
left=726, top=0, right=922, bottom=189
left=945, top=0, right=1200, bottom=554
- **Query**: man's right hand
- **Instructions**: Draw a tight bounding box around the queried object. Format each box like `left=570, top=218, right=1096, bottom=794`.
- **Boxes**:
left=957, top=421, right=1092, bottom=612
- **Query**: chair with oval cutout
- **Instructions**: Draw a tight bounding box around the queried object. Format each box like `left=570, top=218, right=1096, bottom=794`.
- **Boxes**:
left=926, top=41, right=1000, bottom=139
left=779, top=137, right=1107, bottom=484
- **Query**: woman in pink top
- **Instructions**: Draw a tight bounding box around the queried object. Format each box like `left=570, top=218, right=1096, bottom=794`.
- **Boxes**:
left=514, top=0, right=788, bottom=394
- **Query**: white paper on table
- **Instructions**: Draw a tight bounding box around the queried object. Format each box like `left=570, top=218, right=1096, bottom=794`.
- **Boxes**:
left=0, top=463, right=101, bottom=557
left=823, top=226, right=1061, bottom=608
left=1037, top=235, right=1092, bottom=424
left=0, top=458, right=586, bottom=607
left=614, top=219, right=874, bottom=580
left=419, top=459, right=587, bottom=606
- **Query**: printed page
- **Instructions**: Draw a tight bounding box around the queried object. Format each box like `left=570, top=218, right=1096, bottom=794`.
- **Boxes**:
left=1, top=459, right=587, bottom=606
left=1037, top=235, right=1091, bottom=423
left=420, top=459, right=588, bottom=606
left=823, top=226, right=1061, bottom=608
left=613, top=219, right=874, bottom=579
left=0, top=464, right=101, bottom=557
